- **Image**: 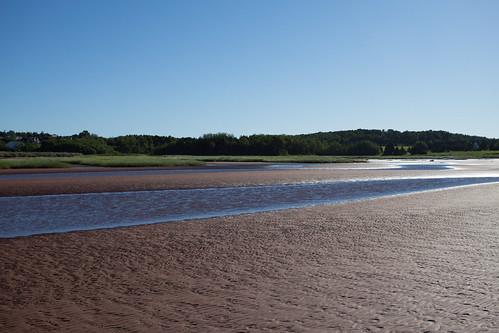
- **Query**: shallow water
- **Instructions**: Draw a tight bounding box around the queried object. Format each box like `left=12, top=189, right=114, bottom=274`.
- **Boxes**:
left=1, top=176, right=498, bottom=238
left=272, top=161, right=453, bottom=171
left=392, top=164, right=452, bottom=170
left=0, top=161, right=452, bottom=180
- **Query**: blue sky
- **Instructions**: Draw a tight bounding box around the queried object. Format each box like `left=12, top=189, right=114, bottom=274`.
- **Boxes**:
left=1, top=0, right=498, bottom=138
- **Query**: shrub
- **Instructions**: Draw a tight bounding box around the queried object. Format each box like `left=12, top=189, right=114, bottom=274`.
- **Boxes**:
left=346, top=140, right=380, bottom=155
left=409, top=141, right=429, bottom=155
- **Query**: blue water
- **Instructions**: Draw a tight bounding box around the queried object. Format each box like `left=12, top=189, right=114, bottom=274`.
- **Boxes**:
left=269, top=162, right=453, bottom=171
left=395, top=164, right=452, bottom=170
left=0, top=176, right=497, bottom=238
left=0, top=162, right=452, bottom=180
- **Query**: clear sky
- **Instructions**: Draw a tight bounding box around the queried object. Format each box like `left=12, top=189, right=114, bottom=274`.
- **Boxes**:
left=1, top=0, right=498, bottom=138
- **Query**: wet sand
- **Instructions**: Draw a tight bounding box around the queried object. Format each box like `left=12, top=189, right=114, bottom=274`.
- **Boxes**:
left=2, top=166, right=411, bottom=196
left=2, top=183, right=499, bottom=332
left=2, top=159, right=499, bottom=196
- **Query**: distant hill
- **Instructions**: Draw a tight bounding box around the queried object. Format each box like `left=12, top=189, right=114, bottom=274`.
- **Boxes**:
left=1, top=129, right=498, bottom=156
left=301, top=129, right=494, bottom=152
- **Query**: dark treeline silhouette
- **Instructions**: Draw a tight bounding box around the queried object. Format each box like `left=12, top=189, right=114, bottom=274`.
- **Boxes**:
left=1, top=129, right=498, bottom=156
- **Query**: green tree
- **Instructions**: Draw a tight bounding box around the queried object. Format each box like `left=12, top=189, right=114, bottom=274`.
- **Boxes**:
left=383, top=143, right=396, bottom=155
left=409, top=141, right=429, bottom=155
left=346, top=140, right=380, bottom=155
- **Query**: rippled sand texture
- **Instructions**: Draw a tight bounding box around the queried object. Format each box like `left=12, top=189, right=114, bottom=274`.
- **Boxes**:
left=2, top=184, right=499, bottom=332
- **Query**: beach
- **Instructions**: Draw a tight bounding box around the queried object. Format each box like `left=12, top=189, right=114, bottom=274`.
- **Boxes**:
left=1, top=178, right=499, bottom=332
left=1, top=159, right=498, bottom=196
left=4, top=0, right=498, bottom=330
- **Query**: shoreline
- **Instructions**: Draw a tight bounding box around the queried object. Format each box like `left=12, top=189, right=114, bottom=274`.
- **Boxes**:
left=3, top=160, right=499, bottom=197
left=3, top=177, right=499, bottom=240
left=0, top=161, right=273, bottom=175
left=2, top=184, right=499, bottom=331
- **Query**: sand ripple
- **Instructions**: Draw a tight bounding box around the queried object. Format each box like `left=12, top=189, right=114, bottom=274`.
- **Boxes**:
left=2, top=184, right=499, bottom=332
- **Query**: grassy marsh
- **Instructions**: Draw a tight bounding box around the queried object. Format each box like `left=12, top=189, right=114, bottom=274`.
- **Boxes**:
left=1, top=151, right=499, bottom=170
left=0, top=155, right=202, bottom=169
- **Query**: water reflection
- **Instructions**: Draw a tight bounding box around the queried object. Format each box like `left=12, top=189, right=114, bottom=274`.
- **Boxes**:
left=1, top=176, right=498, bottom=238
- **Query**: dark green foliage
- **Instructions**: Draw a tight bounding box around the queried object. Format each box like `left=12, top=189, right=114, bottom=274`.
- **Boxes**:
left=346, top=140, right=380, bottom=155
left=394, top=146, right=407, bottom=155
left=383, top=143, right=407, bottom=156
left=383, top=143, right=396, bottom=156
left=77, top=130, right=92, bottom=138
left=0, top=129, right=497, bottom=156
left=491, top=140, right=499, bottom=150
left=18, top=142, right=41, bottom=152
left=410, top=141, right=429, bottom=155
left=108, top=135, right=175, bottom=154
left=40, top=136, right=114, bottom=154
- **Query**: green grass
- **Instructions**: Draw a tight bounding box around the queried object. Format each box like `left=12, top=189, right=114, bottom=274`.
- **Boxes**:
left=378, top=150, right=499, bottom=159
left=1, top=151, right=499, bottom=170
left=0, top=151, right=82, bottom=158
left=0, top=154, right=363, bottom=169
left=428, top=150, right=499, bottom=159
left=181, top=155, right=366, bottom=163
left=0, top=155, right=203, bottom=169
left=63, top=155, right=203, bottom=167
left=0, top=157, right=73, bottom=169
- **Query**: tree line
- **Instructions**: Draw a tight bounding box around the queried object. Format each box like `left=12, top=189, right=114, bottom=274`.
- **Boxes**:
left=1, top=129, right=498, bottom=156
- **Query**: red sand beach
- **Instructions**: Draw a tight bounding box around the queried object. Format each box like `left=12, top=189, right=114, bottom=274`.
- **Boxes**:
left=1, top=159, right=498, bottom=196
left=1, top=161, right=499, bottom=332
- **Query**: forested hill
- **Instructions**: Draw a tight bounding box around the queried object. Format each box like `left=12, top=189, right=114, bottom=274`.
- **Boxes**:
left=1, top=129, right=498, bottom=156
